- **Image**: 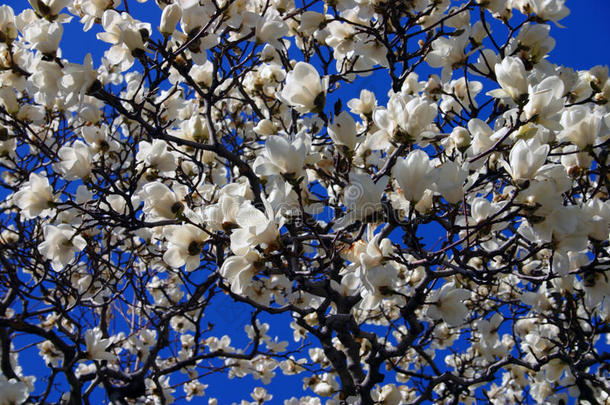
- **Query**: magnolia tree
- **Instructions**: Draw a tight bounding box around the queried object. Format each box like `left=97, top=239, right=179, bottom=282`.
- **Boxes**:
left=0, top=0, right=609, bottom=403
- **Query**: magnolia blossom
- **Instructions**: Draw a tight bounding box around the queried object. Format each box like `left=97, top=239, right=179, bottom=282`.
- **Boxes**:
left=371, top=95, right=437, bottom=148
left=220, top=249, right=261, bottom=295
left=74, top=0, right=121, bottom=31
left=230, top=199, right=279, bottom=255
left=13, top=172, right=55, bottom=219
left=31, top=60, right=63, bottom=106
left=328, top=111, right=359, bottom=151
left=61, top=54, right=98, bottom=106
left=426, top=283, right=471, bottom=327
left=38, top=224, right=87, bottom=271
left=84, top=328, right=116, bottom=362
left=470, top=197, right=501, bottom=224
left=559, top=106, right=606, bottom=148
left=158, top=3, right=181, bottom=36
left=359, top=262, right=398, bottom=310
left=347, top=89, right=377, bottom=118
left=500, top=138, right=549, bottom=183
left=425, top=31, right=469, bottom=81
left=0, top=6, right=18, bottom=42
left=54, top=141, right=93, bottom=181
left=516, top=23, right=555, bottom=64
left=434, top=160, right=468, bottom=204
left=0, top=87, right=18, bottom=114
left=22, top=19, right=63, bottom=55
left=27, top=0, right=71, bottom=19
left=38, top=340, right=63, bottom=367
left=244, top=9, right=288, bottom=49
left=136, top=139, right=178, bottom=173
left=525, top=0, right=570, bottom=23
left=489, top=56, right=529, bottom=101
left=371, top=384, right=402, bottom=405
left=279, top=62, right=327, bottom=113
left=254, top=135, right=308, bottom=177
left=97, top=10, right=151, bottom=70
left=298, top=11, right=325, bottom=36
left=335, top=171, right=387, bottom=228
left=163, top=224, right=209, bottom=271
left=523, top=75, right=565, bottom=130
left=392, top=149, right=435, bottom=202
left=184, top=380, right=208, bottom=401
left=582, top=271, right=610, bottom=309
left=0, top=377, right=29, bottom=405
left=81, top=125, right=119, bottom=154
left=141, top=182, right=187, bottom=220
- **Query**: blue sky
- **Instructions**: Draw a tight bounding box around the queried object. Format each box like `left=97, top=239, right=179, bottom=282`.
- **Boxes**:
left=4, top=0, right=609, bottom=70
left=2, top=0, right=609, bottom=403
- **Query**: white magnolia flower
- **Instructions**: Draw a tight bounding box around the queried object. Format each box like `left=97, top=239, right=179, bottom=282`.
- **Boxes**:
left=440, top=77, right=483, bottom=115
left=279, top=62, right=328, bottom=113
left=445, top=126, right=471, bottom=152
left=84, top=328, right=116, bottom=362
left=230, top=199, right=279, bottom=255
left=434, top=160, right=468, bottom=204
left=76, top=0, right=121, bottom=32
left=359, top=263, right=398, bottom=310
left=0, top=377, right=29, bottom=405
left=426, top=283, right=471, bottom=327
left=309, top=373, right=339, bottom=397
left=471, top=49, right=500, bottom=77
left=39, top=224, right=87, bottom=271
left=347, top=89, right=377, bottom=118
left=254, top=135, right=308, bottom=177
left=0, top=5, right=18, bottom=42
left=22, top=19, right=63, bottom=55
left=582, top=271, right=609, bottom=309
left=516, top=23, right=555, bottom=64
left=61, top=54, right=98, bottom=106
left=298, top=11, right=325, bottom=36
left=0, top=87, right=18, bottom=114
left=158, top=3, right=181, bottom=36
left=31, top=60, right=63, bottom=106
left=97, top=10, right=150, bottom=70
left=500, top=138, right=549, bottom=183
left=145, top=375, right=175, bottom=404
left=54, top=140, right=92, bottom=181
left=244, top=9, right=288, bottom=49
left=163, top=224, right=209, bottom=271
left=141, top=182, right=187, bottom=220
left=525, top=0, right=570, bottom=23
left=371, top=95, right=437, bottom=148
left=372, top=384, right=402, bottom=405
left=27, top=0, right=71, bottom=19
left=426, top=31, right=469, bottom=81
left=136, top=139, right=178, bottom=173
left=38, top=340, right=64, bottom=367
left=178, top=1, right=218, bottom=52
left=393, top=149, right=436, bottom=203
left=467, top=118, right=508, bottom=158
left=489, top=56, right=529, bottom=102
left=81, top=125, right=119, bottom=154
left=559, top=106, right=606, bottom=148
left=13, top=172, right=55, bottom=219
left=543, top=358, right=568, bottom=382
left=523, top=75, right=565, bottom=130
left=184, top=380, right=208, bottom=401
left=335, top=171, right=387, bottom=228
left=328, top=111, right=359, bottom=151
left=470, top=197, right=501, bottom=224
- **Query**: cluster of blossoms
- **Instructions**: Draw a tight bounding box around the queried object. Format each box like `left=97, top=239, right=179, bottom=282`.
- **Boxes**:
left=0, top=0, right=608, bottom=404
